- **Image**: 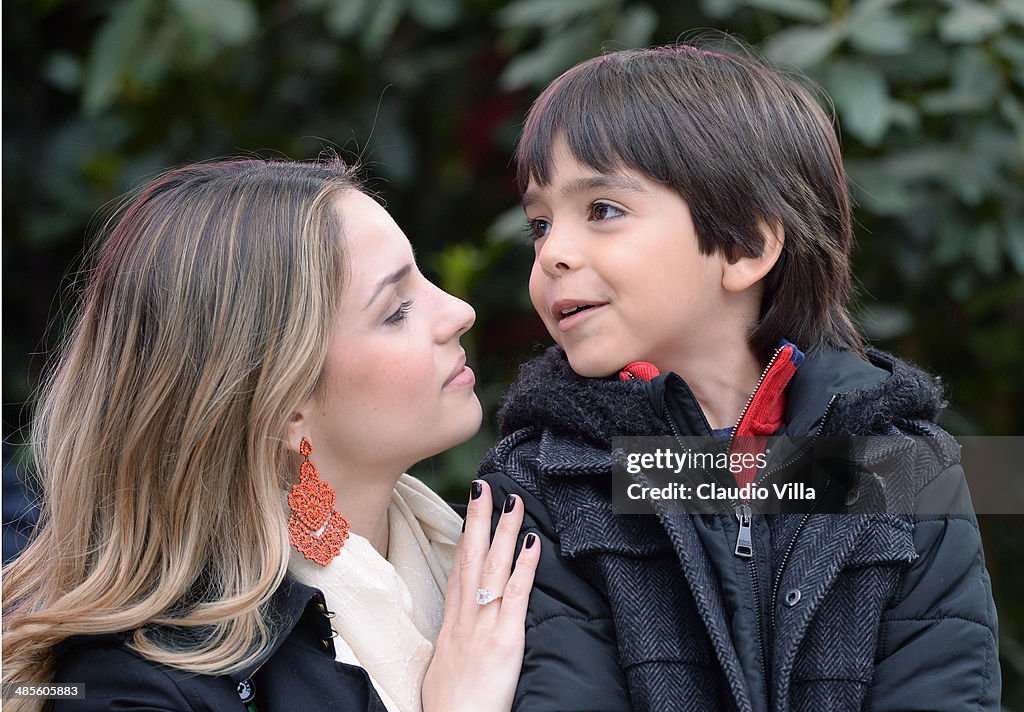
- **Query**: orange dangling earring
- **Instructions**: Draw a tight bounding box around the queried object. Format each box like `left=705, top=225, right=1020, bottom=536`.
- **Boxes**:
left=288, top=438, right=350, bottom=566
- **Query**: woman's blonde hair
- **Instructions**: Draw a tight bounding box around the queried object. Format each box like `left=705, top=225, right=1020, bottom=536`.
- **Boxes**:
left=2, top=158, right=358, bottom=707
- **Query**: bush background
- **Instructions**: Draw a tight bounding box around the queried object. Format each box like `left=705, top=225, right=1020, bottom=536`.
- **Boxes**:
left=4, top=0, right=1022, bottom=705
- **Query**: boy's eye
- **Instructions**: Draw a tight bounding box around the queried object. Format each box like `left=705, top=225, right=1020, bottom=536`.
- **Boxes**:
left=525, top=218, right=551, bottom=242
left=384, top=299, right=413, bottom=326
left=589, top=202, right=625, bottom=221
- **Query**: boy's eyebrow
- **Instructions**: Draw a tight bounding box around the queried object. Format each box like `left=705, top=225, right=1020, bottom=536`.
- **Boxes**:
left=365, top=264, right=412, bottom=309
left=522, top=174, right=648, bottom=208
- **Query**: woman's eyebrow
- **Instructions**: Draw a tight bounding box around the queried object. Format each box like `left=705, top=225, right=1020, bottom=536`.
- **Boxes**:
left=522, top=174, right=648, bottom=208
left=364, top=263, right=412, bottom=309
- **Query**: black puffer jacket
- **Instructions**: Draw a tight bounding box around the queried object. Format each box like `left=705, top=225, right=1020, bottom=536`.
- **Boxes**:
left=481, top=346, right=1000, bottom=711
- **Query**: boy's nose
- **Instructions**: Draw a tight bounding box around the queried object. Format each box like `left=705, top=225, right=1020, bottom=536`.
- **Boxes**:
left=536, top=227, right=582, bottom=277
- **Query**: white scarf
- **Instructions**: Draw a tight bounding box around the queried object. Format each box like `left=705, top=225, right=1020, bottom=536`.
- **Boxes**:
left=287, top=474, right=462, bottom=712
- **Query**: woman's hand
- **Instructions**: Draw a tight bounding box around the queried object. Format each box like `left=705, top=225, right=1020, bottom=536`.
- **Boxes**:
left=422, top=479, right=540, bottom=712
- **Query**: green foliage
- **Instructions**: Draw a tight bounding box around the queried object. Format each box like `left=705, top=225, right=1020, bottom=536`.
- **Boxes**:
left=496, top=0, right=657, bottom=89
left=4, top=0, right=1022, bottom=704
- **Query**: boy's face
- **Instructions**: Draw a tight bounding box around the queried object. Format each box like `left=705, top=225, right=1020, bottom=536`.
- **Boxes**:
left=523, top=139, right=734, bottom=378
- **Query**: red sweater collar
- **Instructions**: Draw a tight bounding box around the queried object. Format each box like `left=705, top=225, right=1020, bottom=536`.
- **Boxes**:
left=618, top=342, right=804, bottom=489
left=618, top=342, right=802, bottom=436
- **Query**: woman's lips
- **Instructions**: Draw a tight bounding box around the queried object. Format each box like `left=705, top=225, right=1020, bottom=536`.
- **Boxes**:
left=443, top=356, right=476, bottom=389
left=444, top=365, right=475, bottom=389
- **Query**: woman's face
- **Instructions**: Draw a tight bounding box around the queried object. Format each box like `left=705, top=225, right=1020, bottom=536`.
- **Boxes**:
left=300, top=190, right=481, bottom=474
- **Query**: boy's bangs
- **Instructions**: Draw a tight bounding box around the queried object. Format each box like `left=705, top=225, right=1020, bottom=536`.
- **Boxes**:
left=516, top=64, right=645, bottom=193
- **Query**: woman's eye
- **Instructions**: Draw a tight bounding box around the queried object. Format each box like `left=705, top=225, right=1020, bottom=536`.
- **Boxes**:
left=384, top=299, right=413, bottom=326
left=589, top=202, right=625, bottom=221
left=525, top=218, right=551, bottom=242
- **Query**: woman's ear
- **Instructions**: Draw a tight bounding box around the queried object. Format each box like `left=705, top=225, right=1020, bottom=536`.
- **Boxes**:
left=722, top=221, right=785, bottom=293
left=284, top=407, right=309, bottom=455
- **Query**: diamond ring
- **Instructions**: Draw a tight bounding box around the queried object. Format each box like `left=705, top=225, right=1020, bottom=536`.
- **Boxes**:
left=475, top=588, right=501, bottom=605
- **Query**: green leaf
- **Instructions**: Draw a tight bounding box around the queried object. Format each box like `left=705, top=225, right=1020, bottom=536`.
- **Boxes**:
left=497, top=0, right=599, bottom=28
left=994, top=35, right=1024, bottom=64
left=436, top=244, right=482, bottom=298
left=847, top=161, right=916, bottom=215
left=972, top=224, right=1003, bottom=276
left=44, top=53, right=82, bottom=92
left=362, top=0, right=404, bottom=54
left=1001, top=0, right=1024, bottom=26
left=890, top=148, right=964, bottom=182
left=887, top=99, right=920, bottom=131
left=763, top=24, right=844, bottom=69
left=938, top=0, right=1005, bottom=43
left=847, top=5, right=914, bottom=54
left=488, top=206, right=530, bottom=246
left=998, top=94, right=1024, bottom=140
left=326, top=0, right=371, bottom=37
left=857, top=303, right=913, bottom=340
left=824, top=61, right=891, bottom=145
left=409, top=0, right=459, bottom=29
left=921, top=47, right=1000, bottom=114
left=699, top=0, right=740, bottom=20
left=609, top=4, right=658, bottom=48
left=134, top=21, right=177, bottom=83
left=748, top=0, right=829, bottom=23
left=170, top=0, right=258, bottom=45
left=920, top=90, right=984, bottom=114
left=934, top=215, right=969, bottom=266
left=939, top=129, right=1015, bottom=205
left=1005, top=212, right=1024, bottom=274
left=499, top=25, right=601, bottom=90
left=82, top=0, right=154, bottom=114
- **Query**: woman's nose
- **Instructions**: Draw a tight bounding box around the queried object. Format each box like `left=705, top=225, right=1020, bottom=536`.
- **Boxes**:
left=437, top=288, right=476, bottom=342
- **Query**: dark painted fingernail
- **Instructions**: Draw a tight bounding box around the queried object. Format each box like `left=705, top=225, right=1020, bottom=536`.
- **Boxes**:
left=503, top=494, right=516, bottom=513
left=471, top=481, right=483, bottom=500
left=525, top=533, right=537, bottom=549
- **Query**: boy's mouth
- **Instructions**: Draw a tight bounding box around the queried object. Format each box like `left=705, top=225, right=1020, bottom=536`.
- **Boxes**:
left=551, top=299, right=607, bottom=323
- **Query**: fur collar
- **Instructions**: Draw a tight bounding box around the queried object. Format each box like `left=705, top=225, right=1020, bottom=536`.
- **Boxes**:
left=497, top=346, right=946, bottom=449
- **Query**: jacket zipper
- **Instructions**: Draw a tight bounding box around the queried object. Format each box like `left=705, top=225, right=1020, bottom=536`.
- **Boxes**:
left=734, top=504, right=753, bottom=557
left=727, top=347, right=829, bottom=706
left=739, top=523, right=770, bottom=703
left=666, top=394, right=775, bottom=704
left=729, top=346, right=785, bottom=701
left=726, top=342, right=785, bottom=558
left=663, top=351, right=841, bottom=709
left=731, top=391, right=840, bottom=553
left=726, top=344, right=785, bottom=456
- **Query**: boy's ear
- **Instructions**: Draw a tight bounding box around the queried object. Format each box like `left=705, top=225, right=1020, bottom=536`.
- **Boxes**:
left=721, top=221, right=785, bottom=293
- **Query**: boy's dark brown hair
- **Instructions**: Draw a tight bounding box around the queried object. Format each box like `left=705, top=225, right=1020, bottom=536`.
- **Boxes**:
left=516, top=44, right=865, bottom=359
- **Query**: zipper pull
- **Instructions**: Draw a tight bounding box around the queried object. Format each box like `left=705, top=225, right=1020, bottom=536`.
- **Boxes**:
left=735, top=504, right=753, bottom=558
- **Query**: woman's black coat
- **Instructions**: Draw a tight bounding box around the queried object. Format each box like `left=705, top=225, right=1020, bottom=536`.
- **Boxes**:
left=53, top=578, right=387, bottom=711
